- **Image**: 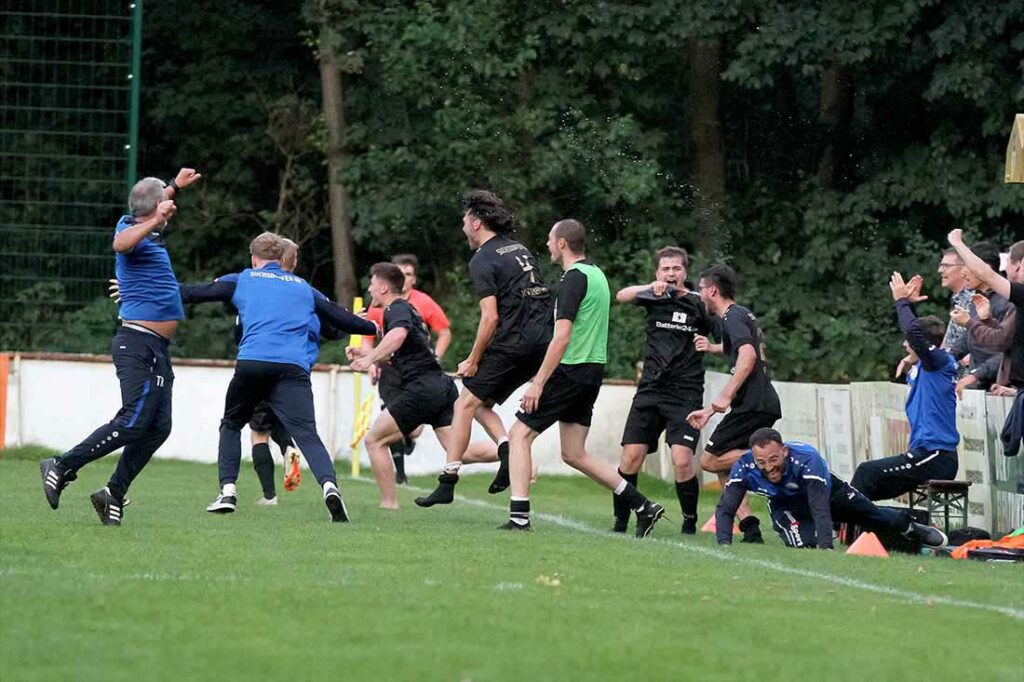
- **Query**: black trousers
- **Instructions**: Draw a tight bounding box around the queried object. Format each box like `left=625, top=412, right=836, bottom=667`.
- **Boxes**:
left=770, top=478, right=911, bottom=548
left=850, top=449, right=958, bottom=501
left=218, top=360, right=336, bottom=487
left=58, top=327, right=174, bottom=500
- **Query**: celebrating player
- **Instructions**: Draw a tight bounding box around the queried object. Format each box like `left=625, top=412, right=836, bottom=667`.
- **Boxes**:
left=347, top=263, right=461, bottom=508
left=503, top=219, right=666, bottom=536
left=687, top=264, right=780, bottom=544
left=613, top=246, right=711, bottom=534
left=180, top=232, right=377, bottom=521
left=415, top=190, right=553, bottom=507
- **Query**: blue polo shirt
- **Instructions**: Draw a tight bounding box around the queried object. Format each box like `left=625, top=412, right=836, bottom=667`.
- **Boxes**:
left=226, top=264, right=327, bottom=371
left=114, top=215, right=184, bottom=321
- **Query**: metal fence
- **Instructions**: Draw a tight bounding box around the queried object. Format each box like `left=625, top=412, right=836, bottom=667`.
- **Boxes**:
left=0, top=0, right=140, bottom=352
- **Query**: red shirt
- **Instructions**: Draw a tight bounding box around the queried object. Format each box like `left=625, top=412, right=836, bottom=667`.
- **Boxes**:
left=362, top=289, right=449, bottom=343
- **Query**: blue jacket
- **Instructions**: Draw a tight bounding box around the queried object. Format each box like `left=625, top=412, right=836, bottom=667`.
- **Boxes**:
left=896, top=300, right=960, bottom=453
left=181, top=263, right=375, bottom=371
left=716, top=441, right=834, bottom=548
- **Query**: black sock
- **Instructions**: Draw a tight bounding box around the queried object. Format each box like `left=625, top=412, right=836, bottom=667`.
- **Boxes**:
left=510, top=498, right=530, bottom=526
left=675, top=477, right=699, bottom=520
left=251, top=443, right=276, bottom=498
left=613, top=468, right=634, bottom=521
left=393, top=450, right=406, bottom=480
left=616, top=482, right=648, bottom=511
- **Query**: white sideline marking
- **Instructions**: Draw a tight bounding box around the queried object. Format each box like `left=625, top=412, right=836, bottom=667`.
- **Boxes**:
left=354, top=477, right=1024, bottom=621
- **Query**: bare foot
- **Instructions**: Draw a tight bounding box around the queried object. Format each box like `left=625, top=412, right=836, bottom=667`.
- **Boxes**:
left=379, top=501, right=399, bottom=510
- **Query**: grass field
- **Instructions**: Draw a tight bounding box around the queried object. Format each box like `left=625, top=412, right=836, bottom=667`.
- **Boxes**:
left=1, top=449, right=1022, bottom=681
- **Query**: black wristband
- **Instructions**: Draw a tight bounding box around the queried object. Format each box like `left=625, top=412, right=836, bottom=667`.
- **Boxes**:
left=168, top=178, right=180, bottom=194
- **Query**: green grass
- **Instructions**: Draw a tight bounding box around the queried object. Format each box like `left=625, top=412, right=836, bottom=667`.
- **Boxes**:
left=1, top=458, right=1022, bottom=681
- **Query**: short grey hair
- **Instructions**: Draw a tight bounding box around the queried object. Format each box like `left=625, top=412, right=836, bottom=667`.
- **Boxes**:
left=128, top=177, right=166, bottom=217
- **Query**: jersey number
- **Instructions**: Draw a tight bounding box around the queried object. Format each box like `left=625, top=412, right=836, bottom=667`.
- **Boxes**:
left=515, top=255, right=538, bottom=283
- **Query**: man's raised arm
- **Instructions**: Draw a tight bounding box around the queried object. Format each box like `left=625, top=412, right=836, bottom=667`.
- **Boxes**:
left=948, top=229, right=1010, bottom=300
left=314, top=297, right=378, bottom=336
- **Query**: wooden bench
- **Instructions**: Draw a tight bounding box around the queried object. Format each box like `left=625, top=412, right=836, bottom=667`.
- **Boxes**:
left=908, top=480, right=971, bottom=534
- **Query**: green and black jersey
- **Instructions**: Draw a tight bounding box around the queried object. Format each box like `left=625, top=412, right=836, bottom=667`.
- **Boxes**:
left=555, top=259, right=610, bottom=385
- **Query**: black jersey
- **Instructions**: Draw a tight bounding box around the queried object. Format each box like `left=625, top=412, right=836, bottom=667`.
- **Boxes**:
left=469, top=235, right=553, bottom=351
left=635, top=287, right=711, bottom=394
left=383, top=299, right=442, bottom=383
left=720, top=303, right=781, bottom=416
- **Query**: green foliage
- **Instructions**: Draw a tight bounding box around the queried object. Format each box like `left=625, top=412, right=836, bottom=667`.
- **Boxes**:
left=11, top=0, right=1022, bottom=385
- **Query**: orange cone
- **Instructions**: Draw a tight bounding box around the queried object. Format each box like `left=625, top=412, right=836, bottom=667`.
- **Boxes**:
left=846, top=531, right=889, bottom=558
left=700, top=517, right=740, bottom=534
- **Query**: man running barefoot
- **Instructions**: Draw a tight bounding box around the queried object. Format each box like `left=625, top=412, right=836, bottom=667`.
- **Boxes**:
left=348, top=263, right=460, bottom=509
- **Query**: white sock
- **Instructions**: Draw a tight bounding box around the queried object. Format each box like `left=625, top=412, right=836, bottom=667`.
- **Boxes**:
left=322, top=481, right=339, bottom=497
left=613, top=479, right=627, bottom=495
left=443, top=461, right=462, bottom=475
left=222, top=483, right=237, bottom=497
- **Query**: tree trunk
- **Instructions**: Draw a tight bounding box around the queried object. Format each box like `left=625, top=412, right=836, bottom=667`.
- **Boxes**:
left=318, top=3, right=358, bottom=307
left=817, top=65, right=854, bottom=189
left=688, top=37, right=726, bottom=224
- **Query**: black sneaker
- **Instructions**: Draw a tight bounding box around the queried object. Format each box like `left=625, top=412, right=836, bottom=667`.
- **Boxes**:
left=89, top=487, right=124, bottom=526
left=681, top=516, right=698, bottom=535
left=40, top=457, right=76, bottom=510
left=414, top=472, right=458, bottom=507
left=206, top=493, right=237, bottom=513
left=498, top=520, right=532, bottom=531
left=611, top=517, right=629, bottom=533
left=635, top=501, right=667, bottom=538
left=488, top=441, right=510, bottom=494
left=739, top=516, right=764, bottom=544
left=908, top=522, right=948, bottom=549
left=324, top=488, right=350, bottom=523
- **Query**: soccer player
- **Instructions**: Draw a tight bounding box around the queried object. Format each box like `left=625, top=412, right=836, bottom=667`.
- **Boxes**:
left=363, top=253, right=453, bottom=483
left=415, top=190, right=553, bottom=507
left=613, top=246, right=712, bottom=534
left=850, top=272, right=958, bottom=500
left=716, top=428, right=948, bottom=549
left=687, top=264, right=780, bottom=543
left=503, top=219, right=666, bottom=536
left=40, top=169, right=201, bottom=525
left=346, top=263, right=461, bottom=509
left=181, top=232, right=377, bottom=521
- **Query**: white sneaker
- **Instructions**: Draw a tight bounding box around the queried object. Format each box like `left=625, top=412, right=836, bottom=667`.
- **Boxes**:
left=256, top=496, right=278, bottom=506
left=206, top=493, right=237, bottom=513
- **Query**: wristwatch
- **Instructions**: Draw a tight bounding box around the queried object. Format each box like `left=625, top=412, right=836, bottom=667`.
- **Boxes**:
left=167, top=178, right=181, bottom=193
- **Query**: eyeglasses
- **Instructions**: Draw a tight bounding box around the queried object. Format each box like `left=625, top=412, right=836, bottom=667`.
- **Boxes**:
left=937, top=263, right=963, bottom=270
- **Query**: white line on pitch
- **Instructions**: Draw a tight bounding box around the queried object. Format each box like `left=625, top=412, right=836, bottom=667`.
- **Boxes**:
left=349, top=476, right=1024, bottom=622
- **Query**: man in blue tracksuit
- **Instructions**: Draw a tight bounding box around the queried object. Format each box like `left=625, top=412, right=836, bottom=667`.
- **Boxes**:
left=181, top=232, right=377, bottom=521
left=716, top=428, right=947, bottom=549
left=40, top=169, right=201, bottom=526
left=851, top=272, right=959, bottom=500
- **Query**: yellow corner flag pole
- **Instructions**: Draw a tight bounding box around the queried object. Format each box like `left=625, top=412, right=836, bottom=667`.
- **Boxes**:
left=1006, top=113, right=1024, bottom=183
left=350, top=296, right=364, bottom=478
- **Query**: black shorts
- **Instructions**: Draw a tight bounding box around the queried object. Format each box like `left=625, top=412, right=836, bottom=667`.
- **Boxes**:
left=621, top=386, right=702, bottom=453
left=387, top=374, right=459, bottom=437
left=516, top=367, right=601, bottom=434
left=463, top=344, right=547, bottom=406
left=248, top=401, right=279, bottom=433
left=705, top=410, right=779, bottom=456
left=378, top=366, right=401, bottom=408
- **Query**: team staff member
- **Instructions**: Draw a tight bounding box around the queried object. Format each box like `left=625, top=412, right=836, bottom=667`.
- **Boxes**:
left=613, top=246, right=711, bottom=534
left=850, top=272, right=959, bottom=500
left=716, top=429, right=947, bottom=550
left=180, top=233, right=377, bottom=522
left=347, top=263, right=460, bottom=509
left=504, top=220, right=666, bottom=536
left=416, top=190, right=553, bottom=507
left=41, top=169, right=201, bottom=526
left=687, top=264, right=780, bottom=543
